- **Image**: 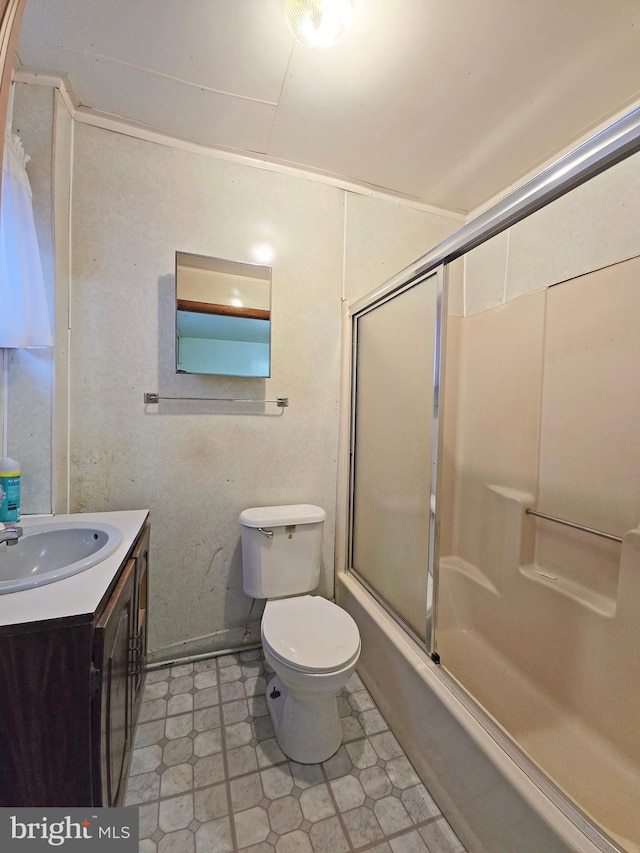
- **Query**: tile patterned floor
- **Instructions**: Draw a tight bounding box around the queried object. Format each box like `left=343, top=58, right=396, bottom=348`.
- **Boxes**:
left=127, top=649, right=467, bottom=853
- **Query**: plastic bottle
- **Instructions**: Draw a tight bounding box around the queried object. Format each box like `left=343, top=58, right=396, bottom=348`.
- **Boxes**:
left=0, top=457, right=20, bottom=522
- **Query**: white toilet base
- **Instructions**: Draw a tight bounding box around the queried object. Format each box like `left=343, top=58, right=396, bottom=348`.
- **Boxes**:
left=265, top=674, right=343, bottom=764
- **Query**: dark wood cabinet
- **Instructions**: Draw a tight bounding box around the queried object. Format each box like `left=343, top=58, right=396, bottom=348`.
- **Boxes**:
left=0, top=521, right=149, bottom=807
left=93, top=557, right=136, bottom=807
left=131, top=524, right=149, bottom=714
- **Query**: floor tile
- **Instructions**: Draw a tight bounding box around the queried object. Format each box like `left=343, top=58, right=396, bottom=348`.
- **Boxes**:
left=298, top=783, right=334, bottom=823
left=127, top=650, right=466, bottom=852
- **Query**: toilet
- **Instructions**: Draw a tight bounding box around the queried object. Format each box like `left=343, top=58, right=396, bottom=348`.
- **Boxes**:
left=239, top=504, right=361, bottom=764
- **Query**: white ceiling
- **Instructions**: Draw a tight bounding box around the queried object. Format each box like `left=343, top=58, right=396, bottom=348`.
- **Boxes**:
left=15, top=0, right=640, bottom=214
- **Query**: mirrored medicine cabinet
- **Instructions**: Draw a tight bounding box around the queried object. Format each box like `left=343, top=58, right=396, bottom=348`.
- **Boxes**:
left=175, top=252, right=272, bottom=377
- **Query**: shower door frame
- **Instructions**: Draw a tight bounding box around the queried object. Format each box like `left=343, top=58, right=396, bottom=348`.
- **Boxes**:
left=346, top=265, right=447, bottom=656
left=344, top=104, right=640, bottom=658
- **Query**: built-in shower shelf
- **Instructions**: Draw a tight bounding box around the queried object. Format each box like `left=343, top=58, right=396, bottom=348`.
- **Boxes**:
left=439, top=555, right=498, bottom=595
left=520, top=564, right=616, bottom=617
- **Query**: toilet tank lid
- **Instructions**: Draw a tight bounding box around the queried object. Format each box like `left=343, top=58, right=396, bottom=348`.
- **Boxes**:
left=239, top=504, right=326, bottom=528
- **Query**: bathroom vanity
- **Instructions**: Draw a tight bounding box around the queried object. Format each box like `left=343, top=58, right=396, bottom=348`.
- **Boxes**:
left=0, top=509, right=149, bottom=807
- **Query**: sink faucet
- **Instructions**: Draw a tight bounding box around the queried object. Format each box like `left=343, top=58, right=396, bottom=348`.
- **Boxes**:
left=0, top=523, right=23, bottom=546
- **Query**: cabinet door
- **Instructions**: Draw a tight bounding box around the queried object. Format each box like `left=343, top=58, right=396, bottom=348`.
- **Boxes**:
left=93, top=557, right=136, bottom=807
left=0, top=622, right=92, bottom=806
left=132, top=523, right=150, bottom=712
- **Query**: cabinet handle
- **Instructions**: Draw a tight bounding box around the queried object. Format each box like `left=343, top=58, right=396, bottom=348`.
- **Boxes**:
left=129, top=630, right=145, bottom=676
left=90, top=663, right=101, bottom=696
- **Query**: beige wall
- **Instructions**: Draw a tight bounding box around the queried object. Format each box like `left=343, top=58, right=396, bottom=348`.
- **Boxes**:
left=67, top=121, right=460, bottom=660
left=70, top=123, right=344, bottom=658
left=52, top=88, right=73, bottom=514
left=4, top=82, right=54, bottom=514
left=2, top=79, right=461, bottom=662
left=343, top=193, right=461, bottom=303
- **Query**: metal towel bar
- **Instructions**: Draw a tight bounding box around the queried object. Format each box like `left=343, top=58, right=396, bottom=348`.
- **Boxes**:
left=525, top=508, right=622, bottom=543
left=144, top=393, right=288, bottom=407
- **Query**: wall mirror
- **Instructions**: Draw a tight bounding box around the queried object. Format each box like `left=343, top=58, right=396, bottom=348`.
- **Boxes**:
left=175, top=252, right=272, bottom=377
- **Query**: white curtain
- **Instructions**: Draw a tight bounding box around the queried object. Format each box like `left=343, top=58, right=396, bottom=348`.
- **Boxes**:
left=0, top=130, right=52, bottom=348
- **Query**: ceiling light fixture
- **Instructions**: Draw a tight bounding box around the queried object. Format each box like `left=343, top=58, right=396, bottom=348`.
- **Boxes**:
left=284, top=0, right=354, bottom=49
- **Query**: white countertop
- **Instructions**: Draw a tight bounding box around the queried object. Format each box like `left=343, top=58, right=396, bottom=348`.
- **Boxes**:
left=0, top=509, right=149, bottom=628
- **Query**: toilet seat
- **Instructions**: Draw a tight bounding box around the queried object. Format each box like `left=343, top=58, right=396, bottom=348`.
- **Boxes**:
left=262, top=595, right=360, bottom=674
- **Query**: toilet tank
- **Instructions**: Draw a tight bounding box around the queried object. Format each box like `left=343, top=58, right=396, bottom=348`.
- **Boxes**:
left=239, top=504, right=326, bottom=599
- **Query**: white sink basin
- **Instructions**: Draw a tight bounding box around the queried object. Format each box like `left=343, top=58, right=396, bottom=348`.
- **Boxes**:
left=0, top=521, right=122, bottom=594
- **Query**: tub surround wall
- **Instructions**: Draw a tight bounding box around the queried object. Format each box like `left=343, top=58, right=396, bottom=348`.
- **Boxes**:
left=439, top=253, right=640, bottom=846
left=462, top=147, right=640, bottom=316
left=539, top=261, right=640, bottom=538
left=446, top=290, right=545, bottom=577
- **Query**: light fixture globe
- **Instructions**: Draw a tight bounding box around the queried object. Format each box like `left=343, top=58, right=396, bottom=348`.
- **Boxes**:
left=285, top=0, right=354, bottom=49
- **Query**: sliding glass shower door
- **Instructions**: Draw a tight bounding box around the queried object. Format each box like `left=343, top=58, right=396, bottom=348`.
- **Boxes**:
left=348, top=267, right=444, bottom=647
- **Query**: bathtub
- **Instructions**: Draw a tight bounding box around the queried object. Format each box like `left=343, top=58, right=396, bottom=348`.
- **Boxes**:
left=337, top=571, right=618, bottom=853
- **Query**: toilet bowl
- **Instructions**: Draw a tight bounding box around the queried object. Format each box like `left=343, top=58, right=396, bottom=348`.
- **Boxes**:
left=239, top=504, right=362, bottom=763
left=261, top=595, right=361, bottom=763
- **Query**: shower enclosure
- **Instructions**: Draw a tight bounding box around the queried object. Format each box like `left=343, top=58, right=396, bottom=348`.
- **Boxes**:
left=344, top=111, right=640, bottom=853
left=349, top=266, right=443, bottom=644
